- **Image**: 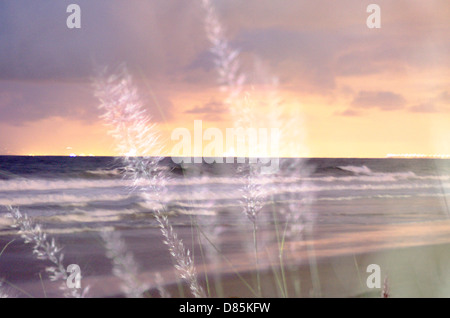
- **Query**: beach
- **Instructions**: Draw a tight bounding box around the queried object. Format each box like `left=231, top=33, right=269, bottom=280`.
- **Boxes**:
left=0, top=156, right=449, bottom=298
left=3, top=217, right=450, bottom=297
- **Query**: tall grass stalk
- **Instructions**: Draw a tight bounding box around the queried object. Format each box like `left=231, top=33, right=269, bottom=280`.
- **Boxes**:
left=100, top=230, right=147, bottom=298
left=154, top=272, right=171, bottom=298
left=240, top=166, right=265, bottom=296
left=154, top=210, right=205, bottom=298
left=382, top=276, right=389, bottom=298
left=94, top=65, right=205, bottom=298
left=196, top=225, right=258, bottom=297
left=5, top=206, right=89, bottom=298
left=201, top=0, right=269, bottom=296
left=189, top=216, right=212, bottom=297
left=0, top=282, right=9, bottom=298
left=200, top=0, right=249, bottom=129
left=270, top=207, right=289, bottom=297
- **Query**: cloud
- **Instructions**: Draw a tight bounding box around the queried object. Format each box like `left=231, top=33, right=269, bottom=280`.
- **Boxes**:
left=407, top=91, right=450, bottom=113
left=0, top=0, right=204, bottom=82
left=334, top=48, right=408, bottom=77
left=438, top=91, right=450, bottom=103
left=0, top=77, right=173, bottom=125
left=232, top=27, right=340, bottom=91
left=409, top=102, right=439, bottom=113
left=351, top=91, right=406, bottom=111
left=0, top=0, right=449, bottom=128
left=335, top=109, right=361, bottom=117
left=1, top=0, right=448, bottom=97
left=184, top=100, right=227, bottom=121
left=0, top=80, right=100, bottom=125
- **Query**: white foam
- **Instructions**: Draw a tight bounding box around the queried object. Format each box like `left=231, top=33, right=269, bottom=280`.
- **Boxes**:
left=0, top=193, right=131, bottom=207
left=338, top=165, right=373, bottom=175
left=85, top=168, right=123, bottom=176
left=0, top=178, right=133, bottom=192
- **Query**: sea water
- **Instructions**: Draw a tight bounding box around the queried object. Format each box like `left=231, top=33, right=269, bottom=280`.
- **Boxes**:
left=0, top=156, right=449, bottom=296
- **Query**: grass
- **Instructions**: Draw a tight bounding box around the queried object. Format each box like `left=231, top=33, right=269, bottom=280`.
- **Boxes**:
left=3, top=206, right=90, bottom=298
left=0, top=0, right=316, bottom=299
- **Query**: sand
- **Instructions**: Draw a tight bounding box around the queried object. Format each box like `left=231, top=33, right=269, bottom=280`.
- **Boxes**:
left=5, top=220, right=450, bottom=298
left=139, top=220, right=450, bottom=298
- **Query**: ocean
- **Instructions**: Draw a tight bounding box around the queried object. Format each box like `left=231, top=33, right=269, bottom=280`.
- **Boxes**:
left=1, top=156, right=450, bottom=297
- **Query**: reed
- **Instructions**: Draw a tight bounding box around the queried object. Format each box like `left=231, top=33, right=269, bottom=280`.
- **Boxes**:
left=382, top=276, right=389, bottom=298
left=94, top=65, right=205, bottom=298
left=200, top=0, right=317, bottom=298
left=0, top=282, right=9, bottom=298
left=5, top=205, right=89, bottom=298
left=100, top=230, right=147, bottom=298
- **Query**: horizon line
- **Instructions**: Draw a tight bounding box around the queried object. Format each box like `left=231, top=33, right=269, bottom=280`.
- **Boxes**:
left=1, top=154, right=449, bottom=160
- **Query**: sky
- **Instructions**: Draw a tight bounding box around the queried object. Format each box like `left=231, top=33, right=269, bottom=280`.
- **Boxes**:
left=0, top=0, right=449, bottom=158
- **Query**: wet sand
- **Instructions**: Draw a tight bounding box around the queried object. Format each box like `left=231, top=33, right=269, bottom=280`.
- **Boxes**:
left=150, top=221, right=450, bottom=298
left=3, top=219, right=450, bottom=298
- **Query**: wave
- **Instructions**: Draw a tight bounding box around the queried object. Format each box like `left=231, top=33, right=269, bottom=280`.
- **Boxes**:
left=0, top=193, right=132, bottom=207
left=83, top=168, right=125, bottom=178
left=338, top=165, right=416, bottom=178
left=338, top=165, right=373, bottom=175
left=0, top=178, right=133, bottom=192
left=272, top=181, right=450, bottom=195
left=308, top=174, right=450, bottom=183
left=0, top=175, right=296, bottom=193
left=0, top=174, right=449, bottom=196
left=316, top=192, right=450, bottom=202
left=313, top=165, right=450, bottom=183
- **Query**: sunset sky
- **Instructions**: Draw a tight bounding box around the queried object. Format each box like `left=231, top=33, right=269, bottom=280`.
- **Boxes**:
left=0, top=0, right=449, bottom=157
